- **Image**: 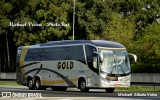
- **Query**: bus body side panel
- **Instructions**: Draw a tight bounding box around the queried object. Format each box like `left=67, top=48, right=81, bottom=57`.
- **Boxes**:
left=38, top=45, right=86, bottom=87
left=16, top=45, right=95, bottom=87
left=16, top=44, right=104, bottom=88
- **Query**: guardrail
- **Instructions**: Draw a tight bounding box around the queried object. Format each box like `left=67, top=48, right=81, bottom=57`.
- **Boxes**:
left=131, top=82, right=160, bottom=92
left=0, top=73, right=160, bottom=89
left=131, top=82, right=160, bottom=86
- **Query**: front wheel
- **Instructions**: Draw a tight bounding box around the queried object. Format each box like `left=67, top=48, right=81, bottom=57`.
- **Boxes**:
left=105, top=88, right=115, bottom=93
left=79, top=79, right=89, bottom=92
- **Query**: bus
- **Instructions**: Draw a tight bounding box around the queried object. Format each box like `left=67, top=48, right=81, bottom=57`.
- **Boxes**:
left=16, top=40, right=137, bottom=93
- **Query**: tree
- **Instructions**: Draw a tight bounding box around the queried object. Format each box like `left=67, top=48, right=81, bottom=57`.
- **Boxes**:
left=0, top=0, right=15, bottom=72
left=76, top=0, right=112, bottom=39
left=133, top=22, right=160, bottom=72
left=102, top=12, right=136, bottom=50
left=0, top=0, right=73, bottom=72
left=13, top=0, right=72, bottom=46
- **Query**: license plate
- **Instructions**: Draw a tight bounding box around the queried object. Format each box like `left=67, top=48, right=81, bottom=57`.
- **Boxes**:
left=115, top=84, right=121, bottom=87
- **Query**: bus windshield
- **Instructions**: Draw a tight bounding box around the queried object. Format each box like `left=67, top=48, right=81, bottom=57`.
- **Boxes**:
left=100, top=49, right=130, bottom=75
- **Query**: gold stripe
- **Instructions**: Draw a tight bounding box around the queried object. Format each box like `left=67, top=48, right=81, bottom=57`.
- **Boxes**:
left=20, top=46, right=29, bottom=77
left=70, top=78, right=78, bottom=82
left=41, top=80, right=65, bottom=85
left=41, top=78, right=78, bottom=85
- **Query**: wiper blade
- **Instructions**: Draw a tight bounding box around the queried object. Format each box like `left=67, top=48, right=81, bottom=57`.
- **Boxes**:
left=118, top=65, right=126, bottom=74
left=110, top=54, right=117, bottom=75
left=117, top=60, right=126, bottom=74
left=110, top=63, right=116, bottom=75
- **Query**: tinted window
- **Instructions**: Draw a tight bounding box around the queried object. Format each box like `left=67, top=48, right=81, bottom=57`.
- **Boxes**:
left=85, top=45, right=97, bottom=61
left=85, top=45, right=99, bottom=74
left=25, top=48, right=41, bottom=61
left=41, top=45, right=85, bottom=61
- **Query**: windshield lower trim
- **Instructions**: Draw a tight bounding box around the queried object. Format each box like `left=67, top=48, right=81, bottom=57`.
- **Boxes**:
left=100, top=70, right=131, bottom=77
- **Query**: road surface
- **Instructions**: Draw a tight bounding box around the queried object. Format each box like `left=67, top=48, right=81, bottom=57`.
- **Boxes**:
left=0, top=86, right=159, bottom=100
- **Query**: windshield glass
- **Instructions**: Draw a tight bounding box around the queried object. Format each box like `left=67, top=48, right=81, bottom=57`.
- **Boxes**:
left=100, top=49, right=130, bottom=75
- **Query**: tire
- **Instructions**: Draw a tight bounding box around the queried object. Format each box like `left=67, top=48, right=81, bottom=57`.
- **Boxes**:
left=35, top=78, right=45, bottom=90
left=79, top=79, right=89, bottom=92
left=105, top=88, right=115, bottom=93
left=27, top=78, right=34, bottom=90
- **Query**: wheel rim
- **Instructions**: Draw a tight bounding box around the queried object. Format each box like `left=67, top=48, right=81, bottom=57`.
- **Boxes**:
left=36, top=80, right=40, bottom=89
left=80, top=81, right=86, bottom=90
left=28, top=80, right=33, bottom=88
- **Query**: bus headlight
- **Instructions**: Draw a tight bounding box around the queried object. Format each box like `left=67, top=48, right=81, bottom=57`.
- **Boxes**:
left=106, top=76, right=118, bottom=81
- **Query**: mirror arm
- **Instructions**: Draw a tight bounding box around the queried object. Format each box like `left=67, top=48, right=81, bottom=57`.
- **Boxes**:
left=128, top=53, right=137, bottom=63
left=93, top=51, right=99, bottom=55
left=93, top=51, right=104, bottom=63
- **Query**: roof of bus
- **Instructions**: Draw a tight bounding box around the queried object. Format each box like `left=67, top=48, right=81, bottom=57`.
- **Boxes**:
left=39, top=40, right=125, bottom=48
left=18, top=40, right=125, bottom=49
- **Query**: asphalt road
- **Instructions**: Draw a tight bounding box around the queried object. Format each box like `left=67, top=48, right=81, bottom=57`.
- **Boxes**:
left=0, top=86, right=160, bottom=100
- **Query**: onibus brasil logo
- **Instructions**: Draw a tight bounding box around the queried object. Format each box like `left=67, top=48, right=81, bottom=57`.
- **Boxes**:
left=2, top=92, right=42, bottom=98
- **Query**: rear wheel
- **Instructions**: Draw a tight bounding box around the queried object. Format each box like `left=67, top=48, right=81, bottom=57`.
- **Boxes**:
left=105, top=88, right=115, bottom=93
left=35, top=78, right=45, bottom=90
left=79, top=79, right=89, bottom=92
left=27, top=78, right=34, bottom=90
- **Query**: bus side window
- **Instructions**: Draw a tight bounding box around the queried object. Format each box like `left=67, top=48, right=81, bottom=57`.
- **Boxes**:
left=85, top=45, right=98, bottom=67
left=25, top=49, right=41, bottom=61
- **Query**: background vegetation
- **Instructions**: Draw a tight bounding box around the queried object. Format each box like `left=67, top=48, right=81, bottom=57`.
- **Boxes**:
left=0, top=0, right=160, bottom=73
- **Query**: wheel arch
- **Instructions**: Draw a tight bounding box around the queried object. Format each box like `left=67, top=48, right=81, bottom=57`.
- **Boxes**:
left=34, top=75, right=42, bottom=85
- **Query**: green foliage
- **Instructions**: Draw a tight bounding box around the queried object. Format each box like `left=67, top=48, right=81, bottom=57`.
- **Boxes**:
left=0, top=81, right=22, bottom=86
left=76, top=0, right=109, bottom=39
left=10, top=0, right=72, bottom=46
left=102, top=12, right=136, bottom=49
left=132, top=22, right=160, bottom=72
left=116, top=86, right=160, bottom=92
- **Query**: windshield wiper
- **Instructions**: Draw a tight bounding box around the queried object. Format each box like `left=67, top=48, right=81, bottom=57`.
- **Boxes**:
left=110, top=56, right=116, bottom=75
left=117, top=60, right=126, bottom=74
left=109, top=64, right=116, bottom=75
left=118, top=64, right=126, bottom=75
left=110, top=60, right=126, bottom=75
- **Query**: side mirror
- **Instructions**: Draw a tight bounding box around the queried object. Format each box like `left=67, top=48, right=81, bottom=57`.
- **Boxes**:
left=99, top=53, right=104, bottom=63
left=93, top=57, right=98, bottom=69
left=128, top=53, right=137, bottom=63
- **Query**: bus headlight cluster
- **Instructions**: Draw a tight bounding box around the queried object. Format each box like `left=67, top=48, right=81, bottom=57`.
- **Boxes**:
left=106, top=76, right=118, bottom=81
